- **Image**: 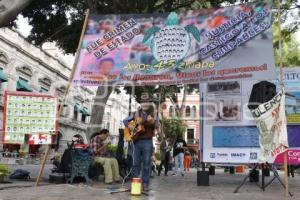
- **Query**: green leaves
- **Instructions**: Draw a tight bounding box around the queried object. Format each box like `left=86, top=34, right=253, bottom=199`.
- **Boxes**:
left=162, top=117, right=187, bottom=140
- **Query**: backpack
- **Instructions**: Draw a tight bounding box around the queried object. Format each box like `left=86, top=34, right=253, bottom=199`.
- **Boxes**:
left=9, top=169, right=30, bottom=180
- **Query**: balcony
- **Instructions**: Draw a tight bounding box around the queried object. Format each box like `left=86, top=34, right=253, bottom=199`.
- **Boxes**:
left=187, top=139, right=198, bottom=145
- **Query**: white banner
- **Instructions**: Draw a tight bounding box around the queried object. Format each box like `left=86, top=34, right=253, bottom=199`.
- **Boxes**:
left=251, top=88, right=288, bottom=163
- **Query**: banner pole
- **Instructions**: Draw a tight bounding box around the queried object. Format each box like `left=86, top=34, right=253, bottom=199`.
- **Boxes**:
left=276, top=0, right=288, bottom=197
left=276, top=0, right=284, bottom=85
left=35, top=9, right=90, bottom=187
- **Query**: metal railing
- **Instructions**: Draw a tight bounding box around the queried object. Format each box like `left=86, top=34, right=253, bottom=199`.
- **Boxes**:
left=187, top=139, right=198, bottom=145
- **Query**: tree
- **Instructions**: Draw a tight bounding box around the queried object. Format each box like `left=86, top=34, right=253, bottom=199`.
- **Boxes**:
left=19, top=0, right=236, bottom=54
left=161, top=117, right=187, bottom=142
left=272, top=0, right=300, bottom=67
left=273, top=25, right=300, bottom=67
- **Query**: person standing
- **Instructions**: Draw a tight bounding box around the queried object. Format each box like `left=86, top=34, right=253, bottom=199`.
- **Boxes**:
left=172, top=135, right=187, bottom=177
left=123, top=102, right=159, bottom=191
left=90, top=129, right=120, bottom=184
left=158, top=138, right=171, bottom=176
left=184, top=151, right=192, bottom=172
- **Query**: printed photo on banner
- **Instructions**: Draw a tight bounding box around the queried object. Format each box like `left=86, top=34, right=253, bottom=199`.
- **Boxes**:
left=286, top=91, right=300, bottom=124
left=73, top=1, right=276, bottom=86
left=2, top=92, right=58, bottom=144
left=207, top=81, right=241, bottom=94
left=206, top=97, right=242, bottom=122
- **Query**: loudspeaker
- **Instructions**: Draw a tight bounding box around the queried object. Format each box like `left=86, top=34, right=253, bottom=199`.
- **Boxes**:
left=248, top=81, right=276, bottom=110
left=197, top=171, right=209, bottom=186
left=249, top=169, right=259, bottom=182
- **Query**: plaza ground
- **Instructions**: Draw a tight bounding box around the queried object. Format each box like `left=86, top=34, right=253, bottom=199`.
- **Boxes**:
left=0, top=167, right=299, bottom=200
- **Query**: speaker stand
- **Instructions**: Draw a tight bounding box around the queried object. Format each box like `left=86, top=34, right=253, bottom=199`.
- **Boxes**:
left=234, top=163, right=293, bottom=197
left=234, top=163, right=262, bottom=193
left=262, top=163, right=293, bottom=197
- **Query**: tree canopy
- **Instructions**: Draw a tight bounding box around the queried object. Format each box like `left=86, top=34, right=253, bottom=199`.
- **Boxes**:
left=19, top=0, right=241, bottom=54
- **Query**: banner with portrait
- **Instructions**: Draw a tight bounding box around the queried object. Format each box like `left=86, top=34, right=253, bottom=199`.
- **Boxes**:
left=73, top=1, right=276, bottom=86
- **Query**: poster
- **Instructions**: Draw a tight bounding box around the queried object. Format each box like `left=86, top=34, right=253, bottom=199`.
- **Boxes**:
left=73, top=1, right=276, bottom=86
left=286, top=92, right=300, bottom=124
left=206, top=97, right=242, bottom=122
left=201, top=74, right=300, bottom=164
left=251, top=89, right=288, bottom=163
left=2, top=91, right=58, bottom=144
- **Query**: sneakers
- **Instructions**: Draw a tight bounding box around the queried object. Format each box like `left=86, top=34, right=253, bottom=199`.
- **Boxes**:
left=172, top=173, right=177, bottom=176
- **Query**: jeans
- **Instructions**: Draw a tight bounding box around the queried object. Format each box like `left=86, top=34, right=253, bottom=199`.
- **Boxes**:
left=132, top=139, right=153, bottom=186
left=174, top=153, right=184, bottom=175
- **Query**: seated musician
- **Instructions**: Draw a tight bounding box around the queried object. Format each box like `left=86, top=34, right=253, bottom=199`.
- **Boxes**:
left=90, top=129, right=120, bottom=184
left=123, top=102, right=159, bottom=192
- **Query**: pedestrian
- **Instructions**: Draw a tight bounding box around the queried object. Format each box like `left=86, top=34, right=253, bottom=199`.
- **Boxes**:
left=172, top=135, right=187, bottom=177
left=158, top=137, right=171, bottom=176
left=184, top=151, right=192, bottom=172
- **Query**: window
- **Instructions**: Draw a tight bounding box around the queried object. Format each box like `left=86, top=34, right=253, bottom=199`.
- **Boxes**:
left=40, top=87, right=49, bottom=93
left=192, top=106, right=197, bottom=118
left=16, top=77, right=33, bottom=92
left=187, top=129, right=195, bottom=144
left=106, top=122, right=110, bottom=129
left=0, top=53, right=8, bottom=64
left=82, top=115, right=86, bottom=123
left=74, top=109, right=78, bottom=120
left=74, top=103, right=81, bottom=120
left=38, top=77, right=51, bottom=93
left=19, top=77, right=28, bottom=82
left=185, top=106, right=191, bottom=117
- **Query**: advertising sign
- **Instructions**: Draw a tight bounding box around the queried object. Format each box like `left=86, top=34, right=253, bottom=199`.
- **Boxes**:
left=2, top=91, right=58, bottom=144
left=73, top=1, right=276, bottom=86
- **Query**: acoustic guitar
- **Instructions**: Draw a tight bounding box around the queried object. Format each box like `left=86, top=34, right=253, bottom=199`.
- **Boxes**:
left=124, top=117, right=145, bottom=142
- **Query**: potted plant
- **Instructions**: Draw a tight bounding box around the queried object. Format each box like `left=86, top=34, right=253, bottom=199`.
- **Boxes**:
left=106, top=144, right=118, bottom=157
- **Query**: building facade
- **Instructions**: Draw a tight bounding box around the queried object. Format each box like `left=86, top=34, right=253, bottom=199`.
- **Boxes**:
left=162, top=93, right=200, bottom=155
left=0, top=28, right=95, bottom=154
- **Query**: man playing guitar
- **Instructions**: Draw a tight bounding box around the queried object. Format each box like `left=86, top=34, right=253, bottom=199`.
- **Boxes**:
left=123, top=102, right=159, bottom=192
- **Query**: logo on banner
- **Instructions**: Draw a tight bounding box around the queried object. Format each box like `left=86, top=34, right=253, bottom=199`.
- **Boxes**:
left=210, top=153, right=216, bottom=158
left=143, top=12, right=201, bottom=67
left=230, top=153, right=246, bottom=158
left=251, top=88, right=288, bottom=163
left=216, top=153, right=229, bottom=159
left=250, top=152, right=258, bottom=160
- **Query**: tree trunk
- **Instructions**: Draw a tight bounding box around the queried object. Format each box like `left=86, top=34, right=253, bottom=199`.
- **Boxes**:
left=87, top=85, right=113, bottom=139
left=179, top=85, right=187, bottom=117
left=0, top=0, right=32, bottom=27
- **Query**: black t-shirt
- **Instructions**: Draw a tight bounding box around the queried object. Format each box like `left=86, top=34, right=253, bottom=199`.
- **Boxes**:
left=173, top=138, right=187, bottom=157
